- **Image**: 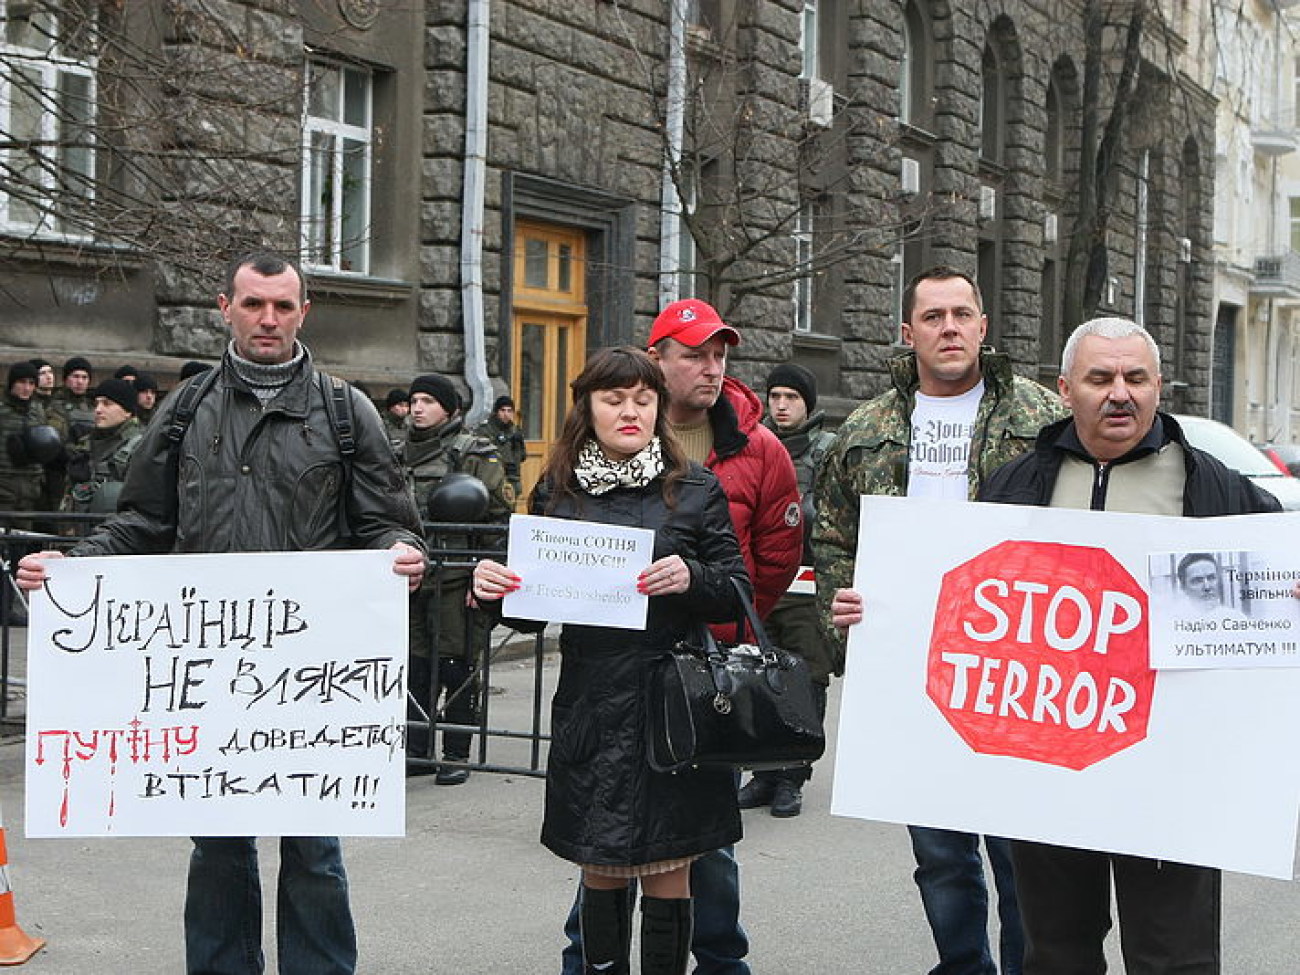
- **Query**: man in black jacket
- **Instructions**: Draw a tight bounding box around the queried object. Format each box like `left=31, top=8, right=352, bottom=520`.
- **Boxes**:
left=978, top=317, right=1280, bottom=975
left=17, top=251, right=427, bottom=975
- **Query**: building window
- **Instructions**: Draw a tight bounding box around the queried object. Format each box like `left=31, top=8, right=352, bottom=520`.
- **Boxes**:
left=980, top=45, right=1004, bottom=163
left=793, top=203, right=814, bottom=332
left=687, top=0, right=722, bottom=36
left=0, top=1, right=97, bottom=236
left=1290, top=198, right=1300, bottom=252
left=677, top=156, right=719, bottom=299
left=1045, top=80, right=1064, bottom=186
left=800, top=1, right=819, bottom=81
left=301, top=60, right=373, bottom=275
left=900, top=2, right=931, bottom=127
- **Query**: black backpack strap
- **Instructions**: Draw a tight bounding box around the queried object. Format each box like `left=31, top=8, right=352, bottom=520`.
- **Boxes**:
left=165, top=367, right=221, bottom=451
left=317, top=372, right=358, bottom=538
left=319, top=372, right=357, bottom=459
left=162, top=367, right=222, bottom=521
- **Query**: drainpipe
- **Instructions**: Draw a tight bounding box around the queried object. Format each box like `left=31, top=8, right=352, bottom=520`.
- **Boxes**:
left=658, top=0, right=688, bottom=308
left=1134, top=150, right=1148, bottom=327
left=461, top=0, right=494, bottom=427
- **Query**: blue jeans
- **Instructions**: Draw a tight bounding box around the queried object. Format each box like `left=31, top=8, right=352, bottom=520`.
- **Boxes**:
left=908, top=827, right=1023, bottom=975
left=184, top=836, right=357, bottom=975
left=560, top=846, right=750, bottom=975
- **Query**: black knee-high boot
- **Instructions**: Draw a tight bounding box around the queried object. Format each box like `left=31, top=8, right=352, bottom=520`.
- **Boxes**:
left=640, top=896, right=693, bottom=975
left=580, top=885, right=633, bottom=974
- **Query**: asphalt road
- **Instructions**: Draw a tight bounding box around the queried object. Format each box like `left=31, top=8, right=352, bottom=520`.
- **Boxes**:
left=3, top=644, right=1300, bottom=973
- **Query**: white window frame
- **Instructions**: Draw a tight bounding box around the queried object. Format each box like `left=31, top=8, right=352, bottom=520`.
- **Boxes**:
left=0, top=2, right=97, bottom=238
left=800, top=1, right=820, bottom=82
left=793, top=204, right=814, bottom=332
left=301, top=60, right=373, bottom=275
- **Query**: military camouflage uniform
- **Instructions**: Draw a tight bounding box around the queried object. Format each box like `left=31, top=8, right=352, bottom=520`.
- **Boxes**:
left=63, top=417, right=144, bottom=514
left=475, top=412, right=527, bottom=497
left=763, top=409, right=838, bottom=682
left=811, top=349, right=1065, bottom=649
left=382, top=409, right=407, bottom=452
left=42, top=387, right=96, bottom=515
left=0, top=392, right=49, bottom=513
left=749, top=409, right=837, bottom=792
left=400, top=417, right=513, bottom=763
left=47, top=387, right=96, bottom=442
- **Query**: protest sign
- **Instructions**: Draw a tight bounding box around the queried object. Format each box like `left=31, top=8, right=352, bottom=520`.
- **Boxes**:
left=1148, top=549, right=1300, bottom=669
left=25, top=550, right=407, bottom=838
left=831, top=496, right=1300, bottom=879
left=502, top=513, right=652, bottom=629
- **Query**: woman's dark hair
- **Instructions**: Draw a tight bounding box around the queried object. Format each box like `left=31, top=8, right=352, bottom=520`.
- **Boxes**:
left=539, top=346, right=690, bottom=512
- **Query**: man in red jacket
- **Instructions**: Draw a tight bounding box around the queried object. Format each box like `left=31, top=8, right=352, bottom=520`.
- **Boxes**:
left=649, top=299, right=803, bottom=618
left=559, top=298, right=801, bottom=975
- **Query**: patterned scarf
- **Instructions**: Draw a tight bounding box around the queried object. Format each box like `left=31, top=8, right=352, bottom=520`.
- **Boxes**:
left=574, top=436, right=665, bottom=495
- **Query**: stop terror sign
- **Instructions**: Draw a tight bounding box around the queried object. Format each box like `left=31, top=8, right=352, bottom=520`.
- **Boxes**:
left=927, top=540, right=1155, bottom=771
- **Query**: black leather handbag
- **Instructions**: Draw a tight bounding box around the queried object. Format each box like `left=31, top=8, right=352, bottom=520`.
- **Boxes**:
left=646, top=579, right=826, bottom=772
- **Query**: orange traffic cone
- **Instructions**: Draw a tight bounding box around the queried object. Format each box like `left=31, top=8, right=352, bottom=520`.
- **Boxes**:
left=0, top=808, right=43, bottom=965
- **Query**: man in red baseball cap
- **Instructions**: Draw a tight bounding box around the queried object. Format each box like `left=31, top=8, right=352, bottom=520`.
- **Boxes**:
left=559, top=297, right=802, bottom=975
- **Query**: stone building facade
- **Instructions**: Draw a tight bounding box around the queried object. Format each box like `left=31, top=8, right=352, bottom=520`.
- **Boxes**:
left=0, top=0, right=1218, bottom=490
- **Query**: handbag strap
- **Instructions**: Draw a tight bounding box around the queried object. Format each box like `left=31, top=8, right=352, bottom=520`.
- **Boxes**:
left=728, top=577, right=773, bottom=650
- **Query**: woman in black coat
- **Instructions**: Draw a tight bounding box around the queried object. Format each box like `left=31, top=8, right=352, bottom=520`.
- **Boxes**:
left=472, top=347, right=750, bottom=975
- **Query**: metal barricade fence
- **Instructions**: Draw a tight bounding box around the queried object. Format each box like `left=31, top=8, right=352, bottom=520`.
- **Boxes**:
left=409, top=521, right=550, bottom=779
left=0, top=512, right=552, bottom=776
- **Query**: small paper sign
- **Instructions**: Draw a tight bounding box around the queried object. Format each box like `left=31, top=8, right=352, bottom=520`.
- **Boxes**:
left=502, top=513, right=653, bottom=629
left=1148, top=549, right=1300, bottom=669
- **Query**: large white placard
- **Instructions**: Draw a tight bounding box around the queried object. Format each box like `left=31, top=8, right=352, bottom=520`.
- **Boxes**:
left=25, top=551, right=407, bottom=838
left=502, top=513, right=653, bottom=629
left=831, top=496, right=1300, bottom=879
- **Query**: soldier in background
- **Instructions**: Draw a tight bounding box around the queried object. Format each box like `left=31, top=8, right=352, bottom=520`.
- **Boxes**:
left=736, top=362, right=839, bottom=820
left=50, top=357, right=96, bottom=441
left=63, top=379, right=144, bottom=516
left=41, top=356, right=97, bottom=524
left=134, top=373, right=160, bottom=425
left=28, top=359, right=61, bottom=518
left=29, top=359, right=55, bottom=406
left=0, top=361, right=55, bottom=516
left=383, top=388, right=409, bottom=449
left=475, top=394, right=526, bottom=499
left=400, top=373, right=514, bottom=784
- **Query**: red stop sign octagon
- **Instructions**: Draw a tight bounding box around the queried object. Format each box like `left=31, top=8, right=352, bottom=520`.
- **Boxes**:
left=927, top=540, right=1155, bottom=771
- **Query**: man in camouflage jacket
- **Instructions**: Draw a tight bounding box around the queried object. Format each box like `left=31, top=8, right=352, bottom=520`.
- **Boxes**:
left=811, top=266, right=1064, bottom=975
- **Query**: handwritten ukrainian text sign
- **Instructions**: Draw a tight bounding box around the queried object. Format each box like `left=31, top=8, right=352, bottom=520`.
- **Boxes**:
left=831, top=497, right=1300, bottom=879
left=503, top=513, right=653, bottom=629
left=25, top=551, right=407, bottom=838
left=1148, top=549, right=1300, bottom=669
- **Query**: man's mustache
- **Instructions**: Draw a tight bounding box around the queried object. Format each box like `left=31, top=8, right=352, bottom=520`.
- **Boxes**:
left=1101, top=402, right=1138, bottom=418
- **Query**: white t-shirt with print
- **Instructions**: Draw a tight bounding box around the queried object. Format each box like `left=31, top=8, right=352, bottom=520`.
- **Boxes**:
left=906, top=380, right=985, bottom=501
